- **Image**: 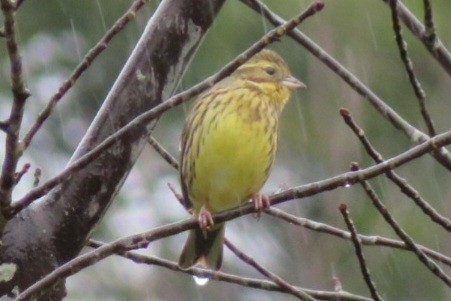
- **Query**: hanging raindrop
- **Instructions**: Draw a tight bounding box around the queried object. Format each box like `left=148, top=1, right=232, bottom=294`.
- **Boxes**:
left=194, top=275, right=209, bottom=286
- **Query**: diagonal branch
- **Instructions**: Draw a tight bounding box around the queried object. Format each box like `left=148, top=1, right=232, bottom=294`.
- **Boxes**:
left=389, top=0, right=435, bottom=136
left=352, top=163, right=451, bottom=288
left=266, top=207, right=451, bottom=267
left=147, top=136, right=179, bottom=169
left=22, top=0, right=149, bottom=151
left=339, top=204, right=383, bottom=301
left=422, top=0, right=436, bottom=44
left=340, top=108, right=451, bottom=232
left=225, top=239, right=318, bottom=301
left=87, top=239, right=372, bottom=301
left=240, top=0, right=451, bottom=171
left=0, top=1, right=228, bottom=298
left=16, top=124, right=451, bottom=299
left=381, top=0, right=451, bottom=75
left=8, top=0, right=325, bottom=216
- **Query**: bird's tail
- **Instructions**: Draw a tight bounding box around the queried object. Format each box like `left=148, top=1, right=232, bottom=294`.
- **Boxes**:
left=179, top=223, right=225, bottom=270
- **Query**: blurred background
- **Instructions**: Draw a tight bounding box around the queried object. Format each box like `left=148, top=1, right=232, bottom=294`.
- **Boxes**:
left=0, top=0, right=450, bottom=300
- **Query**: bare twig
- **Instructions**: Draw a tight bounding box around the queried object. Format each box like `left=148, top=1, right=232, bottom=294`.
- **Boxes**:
left=14, top=162, right=30, bottom=185
left=389, top=0, right=435, bottom=136
left=266, top=207, right=451, bottom=267
left=339, top=204, right=383, bottom=301
left=340, top=109, right=451, bottom=232
left=225, top=239, right=318, bottom=301
left=86, top=239, right=371, bottom=301
left=17, top=181, right=340, bottom=301
left=422, top=0, right=436, bottom=44
left=241, top=0, right=451, bottom=170
left=16, top=218, right=199, bottom=300
left=33, top=167, right=41, bottom=187
left=8, top=1, right=325, bottom=216
left=0, top=0, right=30, bottom=209
left=352, top=163, right=451, bottom=288
left=381, top=0, right=451, bottom=75
left=167, top=156, right=319, bottom=301
left=22, top=0, right=149, bottom=151
left=147, top=136, right=179, bottom=169
left=10, top=123, right=451, bottom=219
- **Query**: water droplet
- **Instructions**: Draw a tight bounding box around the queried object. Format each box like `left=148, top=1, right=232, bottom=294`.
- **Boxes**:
left=194, top=275, right=209, bottom=286
left=344, top=182, right=351, bottom=188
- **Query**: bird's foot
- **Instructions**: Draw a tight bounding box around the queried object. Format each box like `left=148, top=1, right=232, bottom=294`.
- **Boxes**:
left=198, top=205, right=214, bottom=237
left=251, top=193, right=271, bottom=219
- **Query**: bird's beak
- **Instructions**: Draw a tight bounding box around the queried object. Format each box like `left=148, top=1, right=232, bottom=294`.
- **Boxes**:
left=282, top=75, right=306, bottom=90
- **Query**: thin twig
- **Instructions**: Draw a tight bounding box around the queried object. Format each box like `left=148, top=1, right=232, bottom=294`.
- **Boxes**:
left=240, top=0, right=451, bottom=170
left=422, top=0, right=436, bottom=44
left=0, top=0, right=30, bottom=209
left=18, top=130, right=451, bottom=298
left=339, top=204, right=383, bottom=301
left=147, top=136, right=179, bottom=169
left=266, top=207, right=451, bottom=267
left=169, top=168, right=318, bottom=301
left=8, top=0, right=325, bottom=216
left=10, top=124, right=451, bottom=218
left=16, top=218, right=199, bottom=300
left=13, top=162, right=30, bottom=185
left=352, top=163, right=451, bottom=288
left=86, top=240, right=371, bottom=301
left=389, top=0, right=435, bottom=136
left=16, top=184, right=333, bottom=301
left=381, top=0, right=451, bottom=75
left=33, top=167, right=41, bottom=187
left=225, top=239, right=318, bottom=301
left=340, top=109, right=451, bottom=232
left=22, top=0, right=149, bottom=151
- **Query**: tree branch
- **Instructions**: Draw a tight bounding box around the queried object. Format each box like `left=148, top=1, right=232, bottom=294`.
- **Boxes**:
left=381, top=0, right=451, bottom=75
left=340, top=108, right=451, bottom=232
left=339, top=204, right=383, bottom=301
left=0, top=0, right=30, bottom=210
left=225, top=239, right=318, bottom=301
left=240, top=0, right=451, bottom=170
left=86, top=240, right=371, bottom=301
left=22, top=0, right=149, bottom=151
left=353, top=163, right=451, bottom=288
left=389, top=0, right=435, bottom=136
left=0, top=0, right=227, bottom=298
left=266, top=207, right=451, bottom=267
left=8, top=0, right=325, bottom=216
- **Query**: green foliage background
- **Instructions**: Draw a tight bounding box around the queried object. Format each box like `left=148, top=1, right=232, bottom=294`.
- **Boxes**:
left=0, top=0, right=450, bottom=300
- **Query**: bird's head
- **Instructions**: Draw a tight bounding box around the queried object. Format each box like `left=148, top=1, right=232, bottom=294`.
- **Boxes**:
left=235, top=49, right=306, bottom=107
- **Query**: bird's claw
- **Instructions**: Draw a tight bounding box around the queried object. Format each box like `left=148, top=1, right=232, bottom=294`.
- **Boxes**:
left=251, top=193, right=271, bottom=219
left=198, top=206, right=214, bottom=237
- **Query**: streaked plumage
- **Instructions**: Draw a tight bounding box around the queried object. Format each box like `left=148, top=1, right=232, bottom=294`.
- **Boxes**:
left=179, top=49, right=305, bottom=270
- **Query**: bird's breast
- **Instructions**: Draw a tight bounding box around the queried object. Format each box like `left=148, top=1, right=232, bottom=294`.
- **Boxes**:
left=188, top=96, right=278, bottom=213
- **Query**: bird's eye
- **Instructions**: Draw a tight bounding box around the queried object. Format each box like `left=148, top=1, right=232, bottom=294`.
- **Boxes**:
left=264, top=67, right=276, bottom=76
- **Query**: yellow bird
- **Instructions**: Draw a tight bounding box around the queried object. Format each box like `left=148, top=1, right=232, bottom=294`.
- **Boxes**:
left=179, top=49, right=305, bottom=270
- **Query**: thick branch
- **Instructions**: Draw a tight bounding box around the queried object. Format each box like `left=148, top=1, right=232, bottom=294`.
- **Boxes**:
left=0, top=0, right=226, bottom=298
left=8, top=0, right=325, bottom=216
